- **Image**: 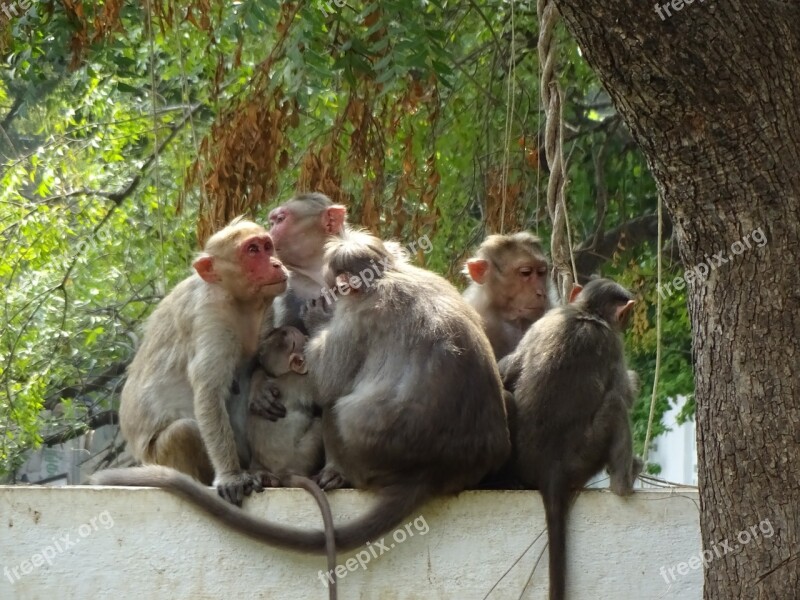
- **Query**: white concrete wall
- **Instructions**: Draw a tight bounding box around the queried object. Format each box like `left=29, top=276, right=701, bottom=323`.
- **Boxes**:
left=0, top=486, right=701, bottom=599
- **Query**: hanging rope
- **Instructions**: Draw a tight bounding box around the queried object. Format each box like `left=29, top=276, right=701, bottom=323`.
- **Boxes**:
left=537, top=0, right=576, bottom=302
left=499, top=0, right=517, bottom=235
left=643, top=196, right=664, bottom=466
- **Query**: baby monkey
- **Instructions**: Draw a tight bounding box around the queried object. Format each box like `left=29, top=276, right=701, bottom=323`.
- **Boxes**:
left=247, top=326, right=323, bottom=486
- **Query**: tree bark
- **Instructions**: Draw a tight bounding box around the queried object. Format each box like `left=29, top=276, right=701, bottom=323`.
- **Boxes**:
left=550, top=1, right=800, bottom=598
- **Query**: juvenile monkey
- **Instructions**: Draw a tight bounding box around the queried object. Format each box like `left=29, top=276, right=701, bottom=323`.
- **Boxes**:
left=247, top=326, right=323, bottom=486
left=117, top=218, right=288, bottom=505
left=500, top=278, right=642, bottom=600
left=93, top=230, right=510, bottom=554
left=463, top=232, right=552, bottom=360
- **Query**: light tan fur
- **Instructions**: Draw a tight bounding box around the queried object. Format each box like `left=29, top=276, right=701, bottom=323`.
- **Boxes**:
left=463, top=232, right=552, bottom=360
left=119, top=219, right=287, bottom=504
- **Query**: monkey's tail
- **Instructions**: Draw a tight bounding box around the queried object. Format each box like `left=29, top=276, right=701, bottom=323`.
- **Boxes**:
left=284, top=475, right=337, bottom=600
left=92, top=466, right=328, bottom=550
left=331, top=482, right=430, bottom=550
left=91, top=467, right=429, bottom=554
left=542, top=480, right=570, bottom=600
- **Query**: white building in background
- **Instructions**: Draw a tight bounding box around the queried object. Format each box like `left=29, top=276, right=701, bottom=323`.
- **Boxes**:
left=647, top=396, right=698, bottom=486
left=586, top=395, right=698, bottom=489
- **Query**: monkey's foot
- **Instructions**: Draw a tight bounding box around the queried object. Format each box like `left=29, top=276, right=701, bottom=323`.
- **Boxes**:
left=314, top=467, right=346, bottom=491
left=251, top=469, right=282, bottom=488
left=215, top=471, right=264, bottom=506
left=609, top=469, right=637, bottom=496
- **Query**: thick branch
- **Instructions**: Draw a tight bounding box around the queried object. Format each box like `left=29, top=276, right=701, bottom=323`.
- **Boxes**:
left=574, top=213, right=673, bottom=280
left=42, top=410, right=120, bottom=446
left=44, top=361, right=128, bottom=410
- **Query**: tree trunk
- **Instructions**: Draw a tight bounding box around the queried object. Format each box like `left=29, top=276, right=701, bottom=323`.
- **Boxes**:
left=550, top=1, right=800, bottom=597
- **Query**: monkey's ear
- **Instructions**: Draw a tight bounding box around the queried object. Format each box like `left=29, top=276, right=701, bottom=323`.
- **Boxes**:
left=193, top=255, right=220, bottom=283
left=616, top=299, right=635, bottom=327
left=465, top=259, right=490, bottom=284
left=568, top=284, right=583, bottom=303
left=289, top=353, right=308, bottom=374
left=323, top=205, right=347, bottom=235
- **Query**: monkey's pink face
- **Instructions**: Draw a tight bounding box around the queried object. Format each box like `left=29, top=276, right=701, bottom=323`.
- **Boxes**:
left=505, top=261, right=550, bottom=322
left=238, top=234, right=288, bottom=292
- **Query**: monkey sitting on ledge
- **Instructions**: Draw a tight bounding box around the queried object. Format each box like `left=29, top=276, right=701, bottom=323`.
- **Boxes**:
left=499, top=278, right=643, bottom=600
left=114, top=218, right=288, bottom=506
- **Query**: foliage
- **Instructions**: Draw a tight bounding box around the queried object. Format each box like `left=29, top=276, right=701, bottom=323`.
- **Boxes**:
left=0, top=0, right=693, bottom=477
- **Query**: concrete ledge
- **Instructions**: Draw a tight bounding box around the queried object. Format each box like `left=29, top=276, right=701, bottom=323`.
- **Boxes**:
left=0, top=486, right=701, bottom=599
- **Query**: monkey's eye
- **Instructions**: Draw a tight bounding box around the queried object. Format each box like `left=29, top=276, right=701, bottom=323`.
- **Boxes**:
left=247, top=243, right=260, bottom=254
left=271, top=213, right=285, bottom=224
left=538, top=267, right=547, bottom=276
left=519, top=267, right=533, bottom=277
left=264, top=241, right=273, bottom=252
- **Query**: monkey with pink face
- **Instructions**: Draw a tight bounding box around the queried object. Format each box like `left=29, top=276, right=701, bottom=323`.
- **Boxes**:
left=112, top=218, right=288, bottom=505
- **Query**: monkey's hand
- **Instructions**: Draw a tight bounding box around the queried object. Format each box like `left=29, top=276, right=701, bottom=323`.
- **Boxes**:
left=249, top=379, right=287, bottom=421
left=215, top=470, right=264, bottom=506
left=314, top=465, right=347, bottom=491
left=300, top=296, right=334, bottom=335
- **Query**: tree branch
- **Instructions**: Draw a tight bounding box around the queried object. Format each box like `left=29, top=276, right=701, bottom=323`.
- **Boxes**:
left=42, top=410, right=120, bottom=446
left=574, top=213, right=673, bottom=280
left=44, top=361, right=129, bottom=410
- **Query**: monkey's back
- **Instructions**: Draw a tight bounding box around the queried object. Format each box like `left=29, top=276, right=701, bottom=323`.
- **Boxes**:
left=119, top=275, right=223, bottom=459
left=512, top=306, right=627, bottom=489
left=313, top=263, right=511, bottom=494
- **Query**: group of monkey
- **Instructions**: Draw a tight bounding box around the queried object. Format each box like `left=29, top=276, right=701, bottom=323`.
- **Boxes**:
left=93, top=192, right=642, bottom=600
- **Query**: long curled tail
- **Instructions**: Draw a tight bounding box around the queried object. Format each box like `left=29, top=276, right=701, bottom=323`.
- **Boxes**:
left=91, top=466, right=430, bottom=554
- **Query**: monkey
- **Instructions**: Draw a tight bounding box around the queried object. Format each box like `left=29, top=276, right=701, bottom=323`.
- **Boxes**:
left=117, top=218, right=288, bottom=506
left=92, top=229, right=511, bottom=556
left=242, top=326, right=333, bottom=595
left=267, top=192, right=347, bottom=330
left=247, top=326, right=323, bottom=486
left=463, top=232, right=552, bottom=360
left=499, top=278, right=642, bottom=600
